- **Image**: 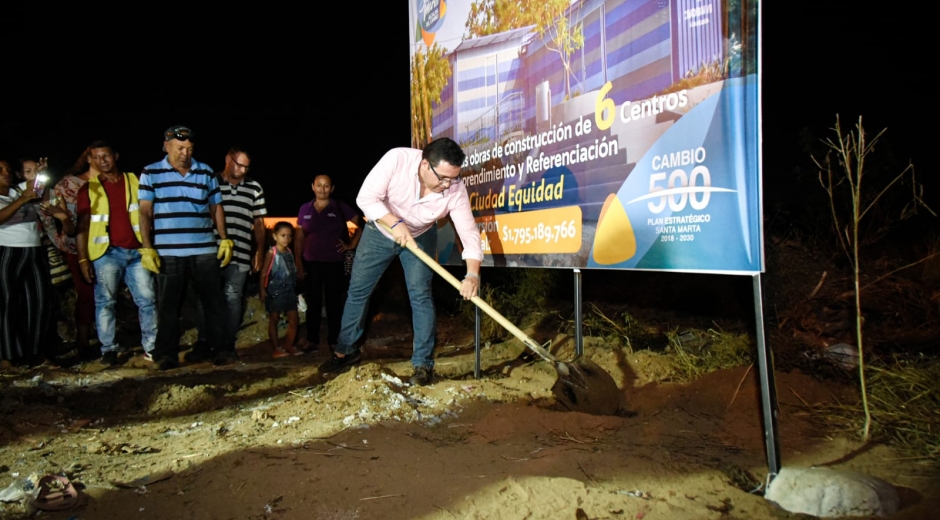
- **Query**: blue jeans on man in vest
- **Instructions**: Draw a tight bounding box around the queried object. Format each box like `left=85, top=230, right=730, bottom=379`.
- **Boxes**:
left=334, top=223, right=437, bottom=369
left=92, top=246, right=157, bottom=354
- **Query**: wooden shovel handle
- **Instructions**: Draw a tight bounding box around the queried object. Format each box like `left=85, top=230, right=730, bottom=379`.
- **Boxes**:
left=375, top=220, right=559, bottom=364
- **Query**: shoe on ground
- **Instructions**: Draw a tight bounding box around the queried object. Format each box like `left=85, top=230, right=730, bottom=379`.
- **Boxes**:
left=154, top=356, right=179, bottom=371
left=184, top=348, right=213, bottom=363
left=78, top=345, right=101, bottom=361
left=410, top=365, right=434, bottom=386
left=318, top=350, right=361, bottom=373
left=143, top=352, right=154, bottom=362
left=272, top=348, right=292, bottom=359
left=100, top=351, right=119, bottom=367
left=213, top=350, right=239, bottom=366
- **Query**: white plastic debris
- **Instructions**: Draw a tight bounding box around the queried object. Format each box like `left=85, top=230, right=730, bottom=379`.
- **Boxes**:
left=0, top=475, right=40, bottom=504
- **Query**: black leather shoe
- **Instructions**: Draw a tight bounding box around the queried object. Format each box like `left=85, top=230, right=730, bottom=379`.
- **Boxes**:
left=155, top=356, right=179, bottom=371
left=100, top=351, right=119, bottom=367
left=317, top=351, right=361, bottom=373
left=410, top=365, right=434, bottom=386
left=79, top=346, right=102, bottom=361
left=213, top=350, right=239, bottom=366
left=184, top=347, right=212, bottom=363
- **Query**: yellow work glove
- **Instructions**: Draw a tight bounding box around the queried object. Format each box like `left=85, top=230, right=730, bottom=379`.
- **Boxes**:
left=218, top=239, right=234, bottom=267
left=139, top=248, right=161, bottom=274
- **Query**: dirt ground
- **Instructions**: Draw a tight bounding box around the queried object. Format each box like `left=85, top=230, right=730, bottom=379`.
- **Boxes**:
left=1, top=298, right=937, bottom=520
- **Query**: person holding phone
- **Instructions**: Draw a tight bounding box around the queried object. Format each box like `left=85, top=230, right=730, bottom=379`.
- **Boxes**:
left=0, top=158, right=55, bottom=365
left=16, top=157, right=47, bottom=193
left=35, top=149, right=100, bottom=359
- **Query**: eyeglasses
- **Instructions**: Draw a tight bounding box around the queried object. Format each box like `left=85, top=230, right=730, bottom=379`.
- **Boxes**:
left=428, top=161, right=461, bottom=186
left=231, top=157, right=250, bottom=172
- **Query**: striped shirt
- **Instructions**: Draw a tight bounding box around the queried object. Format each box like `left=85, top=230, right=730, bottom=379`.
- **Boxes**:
left=216, top=176, right=267, bottom=266
left=138, top=156, right=222, bottom=257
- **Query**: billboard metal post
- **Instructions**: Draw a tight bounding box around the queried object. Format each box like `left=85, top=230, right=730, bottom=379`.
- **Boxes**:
left=753, top=273, right=781, bottom=476
left=574, top=269, right=584, bottom=357
left=474, top=296, right=482, bottom=379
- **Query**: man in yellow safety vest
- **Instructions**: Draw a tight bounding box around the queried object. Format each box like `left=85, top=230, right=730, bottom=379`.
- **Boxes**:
left=75, top=141, right=157, bottom=367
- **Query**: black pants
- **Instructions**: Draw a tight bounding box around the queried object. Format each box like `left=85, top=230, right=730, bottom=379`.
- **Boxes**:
left=303, top=260, right=347, bottom=346
left=0, top=246, right=55, bottom=362
left=153, top=253, right=230, bottom=359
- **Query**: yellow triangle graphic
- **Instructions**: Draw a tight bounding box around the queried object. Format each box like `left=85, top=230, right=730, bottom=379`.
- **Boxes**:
left=593, top=194, right=636, bottom=264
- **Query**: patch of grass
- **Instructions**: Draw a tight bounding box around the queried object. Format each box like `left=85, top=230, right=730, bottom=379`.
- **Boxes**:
left=666, top=327, right=753, bottom=382
left=577, top=305, right=752, bottom=382
left=808, top=356, right=940, bottom=464
left=580, top=304, right=662, bottom=351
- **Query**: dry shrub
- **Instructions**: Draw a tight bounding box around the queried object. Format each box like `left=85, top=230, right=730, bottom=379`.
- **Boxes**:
left=666, top=328, right=753, bottom=382
left=808, top=356, right=940, bottom=463
left=579, top=304, right=662, bottom=351
left=580, top=305, right=752, bottom=383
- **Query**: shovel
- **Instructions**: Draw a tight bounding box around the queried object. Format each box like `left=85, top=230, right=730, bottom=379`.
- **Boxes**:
left=378, top=221, right=622, bottom=415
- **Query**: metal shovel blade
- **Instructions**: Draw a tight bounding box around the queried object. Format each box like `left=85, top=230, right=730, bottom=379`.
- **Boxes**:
left=551, top=358, right=622, bottom=416
left=379, top=221, right=622, bottom=415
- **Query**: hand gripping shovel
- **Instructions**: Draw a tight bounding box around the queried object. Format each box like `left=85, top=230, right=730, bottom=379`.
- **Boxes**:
left=378, top=222, right=622, bottom=415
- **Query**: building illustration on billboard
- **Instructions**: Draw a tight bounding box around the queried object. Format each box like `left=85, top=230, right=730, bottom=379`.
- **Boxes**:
left=409, top=0, right=761, bottom=274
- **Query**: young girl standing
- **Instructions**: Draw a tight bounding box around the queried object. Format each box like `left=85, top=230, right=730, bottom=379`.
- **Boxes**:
left=261, top=222, right=301, bottom=358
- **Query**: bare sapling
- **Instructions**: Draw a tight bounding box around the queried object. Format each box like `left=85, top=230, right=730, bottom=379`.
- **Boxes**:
left=814, top=115, right=933, bottom=440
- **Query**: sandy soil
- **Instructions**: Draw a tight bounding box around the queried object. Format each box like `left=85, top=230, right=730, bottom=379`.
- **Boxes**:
left=1, top=297, right=938, bottom=520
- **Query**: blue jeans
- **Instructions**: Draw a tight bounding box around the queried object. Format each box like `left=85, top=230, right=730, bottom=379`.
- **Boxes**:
left=196, top=262, right=249, bottom=348
left=153, top=253, right=228, bottom=360
left=92, top=247, right=157, bottom=354
left=336, top=223, right=437, bottom=368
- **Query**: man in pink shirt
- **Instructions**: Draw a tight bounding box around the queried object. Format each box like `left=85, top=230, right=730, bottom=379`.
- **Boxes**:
left=319, top=138, right=483, bottom=385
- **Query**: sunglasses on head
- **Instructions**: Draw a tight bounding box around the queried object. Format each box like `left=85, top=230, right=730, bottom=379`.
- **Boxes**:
left=166, top=131, right=193, bottom=142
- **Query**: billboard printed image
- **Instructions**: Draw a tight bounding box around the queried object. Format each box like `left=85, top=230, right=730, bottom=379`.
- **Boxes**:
left=409, top=0, right=761, bottom=274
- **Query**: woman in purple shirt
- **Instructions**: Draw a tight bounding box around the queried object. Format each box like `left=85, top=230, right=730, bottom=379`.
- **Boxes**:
left=294, top=174, right=362, bottom=352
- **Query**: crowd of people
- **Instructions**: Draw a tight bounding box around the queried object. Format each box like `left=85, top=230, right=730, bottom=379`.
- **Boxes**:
left=0, top=130, right=481, bottom=386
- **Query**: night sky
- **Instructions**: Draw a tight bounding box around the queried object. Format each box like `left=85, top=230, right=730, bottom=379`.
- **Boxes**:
left=2, top=4, right=931, bottom=216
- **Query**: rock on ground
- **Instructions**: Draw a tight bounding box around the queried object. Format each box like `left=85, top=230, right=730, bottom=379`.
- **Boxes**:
left=765, top=466, right=900, bottom=518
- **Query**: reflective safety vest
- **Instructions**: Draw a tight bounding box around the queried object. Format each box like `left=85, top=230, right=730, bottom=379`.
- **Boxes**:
left=87, top=173, right=143, bottom=261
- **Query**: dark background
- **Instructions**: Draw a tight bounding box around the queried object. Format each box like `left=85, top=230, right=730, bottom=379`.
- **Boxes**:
left=1, top=4, right=931, bottom=219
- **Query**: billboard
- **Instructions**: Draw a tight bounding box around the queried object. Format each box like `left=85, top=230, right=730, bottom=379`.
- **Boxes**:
left=410, top=0, right=761, bottom=274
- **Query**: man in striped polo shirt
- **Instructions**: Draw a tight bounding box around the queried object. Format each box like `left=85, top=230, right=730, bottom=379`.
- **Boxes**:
left=194, top=146, right=267, bottom=352
left=138, top=125, right=237, bottom=370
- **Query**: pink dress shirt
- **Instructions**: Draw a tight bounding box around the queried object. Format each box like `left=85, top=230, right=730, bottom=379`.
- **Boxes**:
left=357, top=148, right=483, bottom=262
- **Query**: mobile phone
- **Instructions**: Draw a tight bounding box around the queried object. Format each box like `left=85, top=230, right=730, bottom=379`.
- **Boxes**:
left=33, top=174, right=48, bottom=197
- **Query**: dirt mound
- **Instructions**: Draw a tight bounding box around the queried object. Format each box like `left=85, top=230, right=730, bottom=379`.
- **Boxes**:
left=146, top=384, right=223, bottom=416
